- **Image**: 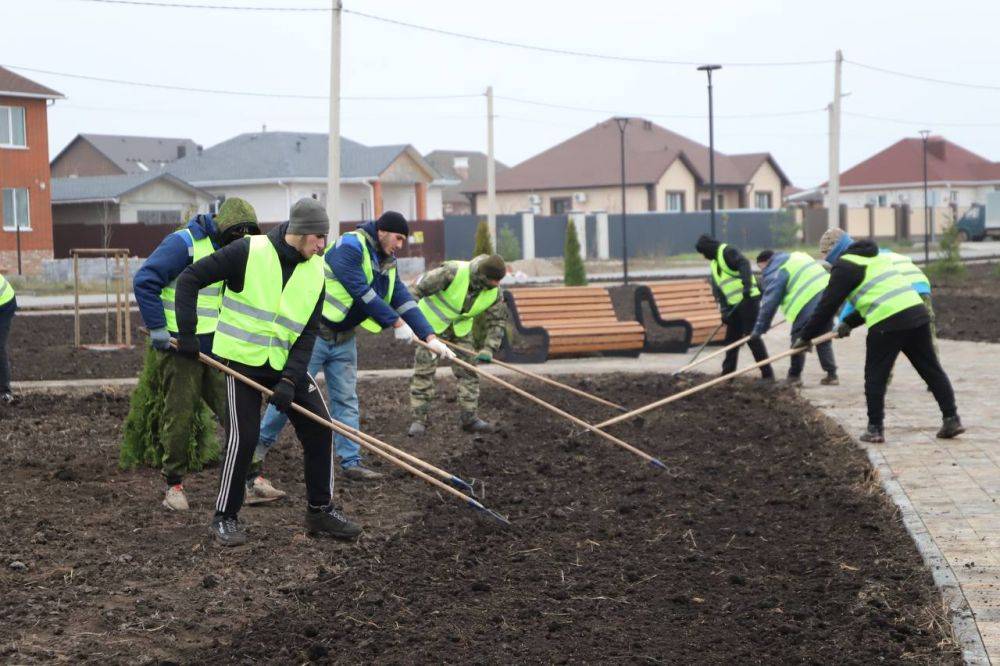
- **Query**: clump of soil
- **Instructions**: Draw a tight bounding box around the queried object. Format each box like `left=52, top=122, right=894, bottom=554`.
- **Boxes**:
left=0, top=374, right=959, bottom=664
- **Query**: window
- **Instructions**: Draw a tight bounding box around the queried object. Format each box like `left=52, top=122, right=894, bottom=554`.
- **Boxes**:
left=877, top=194, right=888, bottom=207
left=136, top=209, right=182, bottom=225
left=2, top=188, right=30, bottom=230
left=453, top=156, right=469, bottom=170
left=665, top=191, right=685, bottom=212
left=754, top=191, right=773, bottom=209
left=0, top=106, right=27, bottom=147
left=550, top=197, right=572, bottom=214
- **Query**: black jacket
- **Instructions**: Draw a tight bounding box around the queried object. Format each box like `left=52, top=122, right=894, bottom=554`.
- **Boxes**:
left=696, top=236, right=756, bottom=309
left=175, top=223, right=323, bottom=384
left=798, top=239, right=928, bottom=340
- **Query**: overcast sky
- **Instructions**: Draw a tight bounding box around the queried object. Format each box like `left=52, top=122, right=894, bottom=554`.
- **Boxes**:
left=6, top=0, right=1000, bottom=188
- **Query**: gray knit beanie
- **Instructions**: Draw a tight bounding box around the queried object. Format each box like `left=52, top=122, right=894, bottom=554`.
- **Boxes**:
left=287, top=198, right=329, bottom=235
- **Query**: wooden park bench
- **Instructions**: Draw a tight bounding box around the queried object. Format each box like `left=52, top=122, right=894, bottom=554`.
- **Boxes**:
left=634, top=279, right=722, bottom=353
left=498, top=286, right=645, bottom=363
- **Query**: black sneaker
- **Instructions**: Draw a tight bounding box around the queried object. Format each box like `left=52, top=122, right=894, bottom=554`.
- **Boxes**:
left=784, top=375, right=803, bottom=387
left=305, top=505, right=361, bottom=540
left=859, top=423, right=885, bottom=444
left=210, top=515, right=247, bottom=547
left=937, top=416, right=965, bottom=439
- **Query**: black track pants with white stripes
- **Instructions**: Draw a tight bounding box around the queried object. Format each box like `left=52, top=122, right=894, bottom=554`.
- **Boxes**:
left=216, top=368, right=334, bottom=519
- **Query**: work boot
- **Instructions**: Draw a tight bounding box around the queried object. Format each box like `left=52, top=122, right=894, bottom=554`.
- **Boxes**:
left=460, top=413, right=495, bottom=433
left=754, top=375, right=776, bottom=386
left=859, top=423, right=885, bottom=444
left=820, top=373, right=839, bottom=386
left=937, top=416, right=965, bottom=439
left=407, top=421, right=426, bottom=437
left=784, top=375, right=803, bottom=387
left=210, top=515, right=247, bottom=547
left=162, top=484, right=190, bottom=511
left=342, top=465, right=384, bottom=482
left=244, top=475, right=286, bottom=505
left=305, top=505, right=362, bottom=540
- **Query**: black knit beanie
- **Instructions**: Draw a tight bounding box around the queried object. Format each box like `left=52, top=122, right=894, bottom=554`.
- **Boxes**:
left=376, top=211, right=409, bottom=237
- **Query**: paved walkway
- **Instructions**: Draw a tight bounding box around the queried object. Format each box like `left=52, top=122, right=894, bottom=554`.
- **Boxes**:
left=11, top=329, right=998, bottom=661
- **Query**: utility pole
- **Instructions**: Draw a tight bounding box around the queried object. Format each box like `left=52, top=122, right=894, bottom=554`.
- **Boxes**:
left=614, top=117, right=629, bottom=284
left=326, top=0, right=343, bottom=239
left=920, top=130, right=931, bottom=264
left=828, top=49, right=843, bottom=230
left=486, top=85, right=497, bottom=248
left=697, top=64, right=722, bottom=238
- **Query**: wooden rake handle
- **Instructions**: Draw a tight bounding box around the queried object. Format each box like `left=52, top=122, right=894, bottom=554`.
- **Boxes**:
left=416, top=339, right=667, bottom=471
left=672, top=317, right=787, bottom=376
left=154, top=332, right=508, bottom=525
left=597, top=330, right=838, bottom=429
left=438, top=339, right=626, bottom=412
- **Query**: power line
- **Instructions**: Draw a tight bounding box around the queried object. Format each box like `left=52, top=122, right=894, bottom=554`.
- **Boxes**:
left=496, top=94, right=825, bottom=120
left=343, top=8, right=831, bottom=68
left=70, top=0, right=831, bottom=67
left=846, top=59, right=1000, bottom=92
left=74, top=0, right=328, bottom=10
left=3, top=65, right=481, bottom=100
left=844, top=111, right=1000, bottom=127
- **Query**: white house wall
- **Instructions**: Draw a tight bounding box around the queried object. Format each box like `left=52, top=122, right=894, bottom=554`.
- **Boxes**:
left=833, top=185, right=996, bottom=210
left=119, top=179, right=213, bottom=224
left=197, top=181, right=442, bottom=224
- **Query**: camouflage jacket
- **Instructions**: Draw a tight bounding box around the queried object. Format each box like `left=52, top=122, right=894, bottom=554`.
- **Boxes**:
left=410, top=257, right=508, bottom=352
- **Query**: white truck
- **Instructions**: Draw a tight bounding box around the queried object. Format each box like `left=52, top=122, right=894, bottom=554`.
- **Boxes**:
left=956, top=191, right=1000, bottom=241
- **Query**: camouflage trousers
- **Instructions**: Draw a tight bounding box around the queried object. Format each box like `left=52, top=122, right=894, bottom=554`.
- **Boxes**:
left=410, top=331, right=480, bottom=423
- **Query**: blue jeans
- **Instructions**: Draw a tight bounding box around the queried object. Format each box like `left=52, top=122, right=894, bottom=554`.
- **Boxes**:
left=257, top=334, right=362, bottom=469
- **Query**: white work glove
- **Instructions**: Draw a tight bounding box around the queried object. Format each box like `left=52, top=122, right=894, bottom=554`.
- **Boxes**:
left=426, top=338, right=457, bottom=360
left=393, top=320, right=414, bottom=344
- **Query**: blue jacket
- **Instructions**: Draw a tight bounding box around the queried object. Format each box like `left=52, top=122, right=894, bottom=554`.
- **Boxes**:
left=134, top=214, right=219, bottom=351
left=753, top=252, right=824, bottom=336
left=325, top=221, right=434, bottom=339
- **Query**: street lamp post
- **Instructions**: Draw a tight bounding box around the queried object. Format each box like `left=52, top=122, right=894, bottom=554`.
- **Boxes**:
left=919, top=130, right=930, bottom=265
left=614, top=117, right=630, bottom=284
left=697, top=64, right=722, bottom=238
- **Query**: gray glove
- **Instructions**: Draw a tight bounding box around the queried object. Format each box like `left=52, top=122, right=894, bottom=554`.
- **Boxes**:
left=836, top=321, right=852, bottom=338
left=150, top=327, right=172, bottom=351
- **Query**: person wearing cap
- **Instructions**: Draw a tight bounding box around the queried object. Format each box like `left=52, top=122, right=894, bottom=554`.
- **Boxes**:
left=695, top=234, right=775, bottom=381
left=174, top=197, right=361, bottom=546
left=753, top=249, right=838, bottom=386
left=794, top=228, right=964, bottom=444
left=408, top=254, right=508, bottom=436
left=0, top=263, right=16, bottom=405
left=253, top=211, right=454, bottom=484
left=129, top=198, right=261, bottom=512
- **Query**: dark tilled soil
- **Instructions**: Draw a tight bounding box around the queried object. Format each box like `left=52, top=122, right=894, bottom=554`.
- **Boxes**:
left=932, top=262, right=1000, bottom=343
left=8, top=315, right=416, bottom=381
left=0, top=375, right=958, bottom=664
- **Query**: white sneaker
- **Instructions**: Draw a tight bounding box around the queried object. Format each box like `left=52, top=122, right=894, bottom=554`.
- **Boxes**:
left=162, top=484, right=189, bottom=511
left=244, top=476, right=286, bottom=505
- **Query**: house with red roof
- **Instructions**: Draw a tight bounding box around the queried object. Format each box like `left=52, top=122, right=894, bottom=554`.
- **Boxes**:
left=791, top=136, right=1000, bottom=211
left=464, top=117, right=791, bottom=215
left=0, top=66, right=63, bottom=275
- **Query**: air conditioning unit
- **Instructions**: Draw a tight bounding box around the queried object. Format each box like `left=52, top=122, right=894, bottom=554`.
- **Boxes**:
left=527, top=194, right=542, bottom=205
left=530, top=204, right=542, bottom=214
left=898, top=193, right=910, bottom=203
left=573, top=191, right=588, bottom=203
left=866, top=195, right=877, bottom=205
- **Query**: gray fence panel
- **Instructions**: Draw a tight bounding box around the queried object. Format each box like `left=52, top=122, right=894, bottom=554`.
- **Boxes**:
left=606, top=210, right=791, bottom=259
left=533, top=215, right=569, bottom=258
left=443, top=215, right=480, bottom=260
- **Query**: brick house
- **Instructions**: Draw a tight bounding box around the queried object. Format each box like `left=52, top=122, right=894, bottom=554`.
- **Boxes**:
left=0, top=66, right=63, bottom=276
